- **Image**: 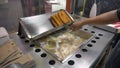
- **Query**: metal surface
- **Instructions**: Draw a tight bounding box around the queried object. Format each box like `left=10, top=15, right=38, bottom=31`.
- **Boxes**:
left=11, top=25, right=115, bottom=68
left=19, top=13, right=53, bottom=39
left=35, top=29, right=93, bottom=63
left=17, top=12, right=116, bottom=68
left=19, top=10, right=74, bottom=40
left=93, top=25, right=117, bottom=33
left=6, top=63, right=24, bottom=68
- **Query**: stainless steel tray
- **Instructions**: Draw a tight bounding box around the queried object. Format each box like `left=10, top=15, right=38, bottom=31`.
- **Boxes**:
left=19, top=9, right=74, bottom=40
left=35, top=29, right=93, bottom=63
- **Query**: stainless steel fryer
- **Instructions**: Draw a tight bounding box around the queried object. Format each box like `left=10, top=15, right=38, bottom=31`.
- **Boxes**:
left=18, top=9, right=94, bottom=63
left=35, top=28, right=93, bottom=63
left=17, top=10, right=116, bottom=68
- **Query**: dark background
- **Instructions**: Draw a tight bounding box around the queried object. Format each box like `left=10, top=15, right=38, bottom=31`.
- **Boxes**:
left=73, top=0, right=120, bottom=17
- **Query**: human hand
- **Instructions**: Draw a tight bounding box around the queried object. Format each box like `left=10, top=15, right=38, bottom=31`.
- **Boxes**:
left=70, top=21, right=84, bottom=31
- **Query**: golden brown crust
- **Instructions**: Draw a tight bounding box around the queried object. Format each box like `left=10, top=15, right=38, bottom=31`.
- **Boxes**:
left=50, top=17, right=58, bottom=27
left=57, top=11, right=66, bottom=24
left=50, top=10, right=72, bottom=27
left=54, top=13, right=63, bottom=26
left=51, top=14, right=61, bottom=26
left=61, top=10, right=71, bottom=21
left=58, top=11, right=68, bottom=23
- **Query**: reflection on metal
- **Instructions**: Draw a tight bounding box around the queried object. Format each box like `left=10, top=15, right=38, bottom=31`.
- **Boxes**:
left=19, top=13, right=53, bottom=40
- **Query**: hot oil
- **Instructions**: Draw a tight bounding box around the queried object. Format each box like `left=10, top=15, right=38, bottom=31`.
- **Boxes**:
left=37, top=29, right=92, bottom=62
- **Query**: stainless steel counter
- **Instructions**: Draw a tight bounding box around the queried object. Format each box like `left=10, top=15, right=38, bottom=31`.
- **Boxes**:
left=10, top=24, right=115, bottom=68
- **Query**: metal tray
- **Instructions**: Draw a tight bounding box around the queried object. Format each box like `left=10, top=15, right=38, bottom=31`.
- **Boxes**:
left=19, top=9, right=74, bottom=40
left=35, top=29, right=93, bottom=63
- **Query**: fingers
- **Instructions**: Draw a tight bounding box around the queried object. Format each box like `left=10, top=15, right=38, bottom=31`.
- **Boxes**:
left=70, top=23, right=80, bottom=31
left=70, top=22, right=83, bottom=31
